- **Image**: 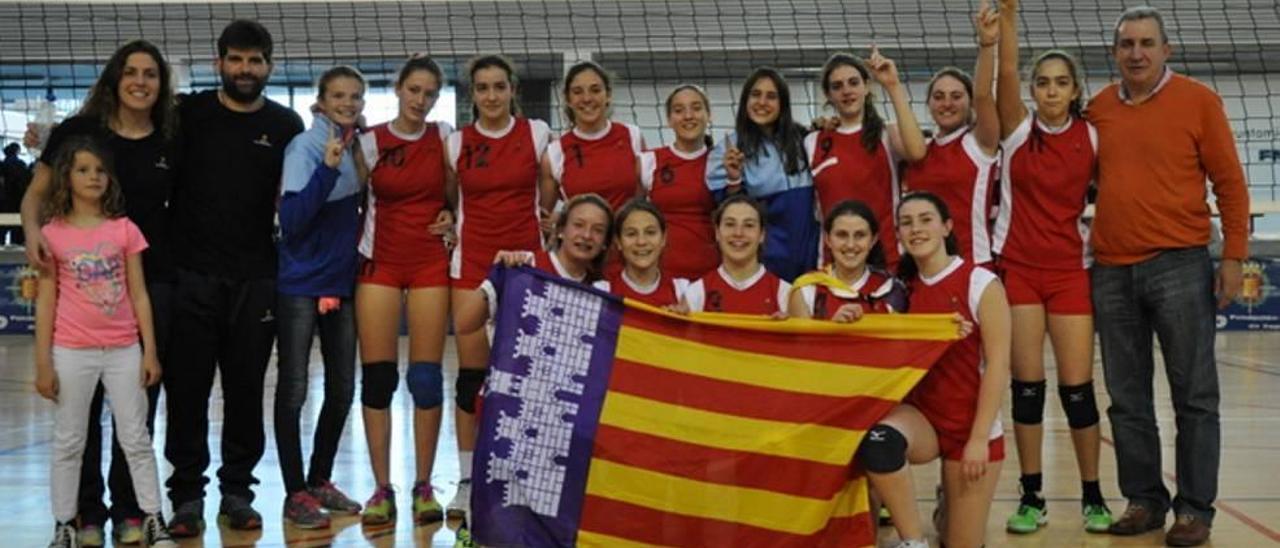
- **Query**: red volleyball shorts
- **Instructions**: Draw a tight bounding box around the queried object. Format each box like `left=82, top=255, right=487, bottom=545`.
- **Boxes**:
left=999, top=260, right=1091, bottom=315
left=358, top=258, right=449, bottom=289
left=936, top=430, right=1006, bottom=463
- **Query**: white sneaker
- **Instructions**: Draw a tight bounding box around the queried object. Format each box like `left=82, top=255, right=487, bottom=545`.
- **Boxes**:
left=894, top=539, right=929, bottom=548
left=48, top=523, right=79, bottom=548
left=446, top=479, right=472, bottom=519
left=142, top=514, right=177, bottom=548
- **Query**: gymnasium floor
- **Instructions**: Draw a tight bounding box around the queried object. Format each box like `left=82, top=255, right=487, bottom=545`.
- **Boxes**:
left=1, top=332, right=1278, bottom=547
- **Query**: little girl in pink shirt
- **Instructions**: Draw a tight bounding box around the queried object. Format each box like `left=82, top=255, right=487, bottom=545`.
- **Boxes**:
left=34, top=137, right=176, bottom=547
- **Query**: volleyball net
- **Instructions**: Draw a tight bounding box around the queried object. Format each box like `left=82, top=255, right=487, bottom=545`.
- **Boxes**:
left=0, top=1, right=1277, bottom=202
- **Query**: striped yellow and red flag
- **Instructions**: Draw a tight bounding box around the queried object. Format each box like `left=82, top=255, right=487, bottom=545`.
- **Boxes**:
left=472, top=267, right=958, bottom=548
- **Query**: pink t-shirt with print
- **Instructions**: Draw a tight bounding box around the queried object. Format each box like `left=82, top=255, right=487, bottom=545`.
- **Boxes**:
left=42, top=217, right=148, bottom=348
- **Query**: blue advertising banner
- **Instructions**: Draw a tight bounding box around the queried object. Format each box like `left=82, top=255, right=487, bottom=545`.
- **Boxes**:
left=1218, top=257, right=1280, bottom=331
left=0, top=261, right=38, bottom=334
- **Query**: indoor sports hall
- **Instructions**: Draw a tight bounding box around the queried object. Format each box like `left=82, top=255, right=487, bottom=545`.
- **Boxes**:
left=1, top=1, right=1278, bottom=546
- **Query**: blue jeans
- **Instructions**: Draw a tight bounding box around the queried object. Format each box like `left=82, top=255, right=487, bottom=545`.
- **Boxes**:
left=273, top=294, right=357, bottom=495
left=1091, top=247, right=1219, bottom=523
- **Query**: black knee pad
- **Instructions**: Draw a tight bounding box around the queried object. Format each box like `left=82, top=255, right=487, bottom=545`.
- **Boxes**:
left=1011, top=379, right=1047, bottom=425
left=1059, top=381, right=1100, bottom=429
left=361, top=361, right=399, bottom=409
left=858, top=424, right=907, bottom=473
left=456, top=368, right=488, bottom=414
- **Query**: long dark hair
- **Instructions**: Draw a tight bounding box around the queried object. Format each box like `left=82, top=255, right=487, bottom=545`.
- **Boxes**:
left=562, top=60, right=614, bottom=126
left=554, top=193, right=614, bottom=281
left=665, top=84, right=714, bottom=149
left=821, top=53, right=885, bottom=154
left=42, top=137, right=125, bottom=223
left=895, top=191, right=959, bottom=283
left=466, top=54, right=521, bottom=120
left=79, top=39, right=177, bottom=140
left=734, top=67, right=808, bottom=175
left=823, top=199, right=886, bottom=271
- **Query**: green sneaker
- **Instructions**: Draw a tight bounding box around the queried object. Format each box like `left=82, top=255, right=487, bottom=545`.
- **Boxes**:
left=413, top=481, right=445, bottom=524
left=454, top=520, right=476, bottom=548
left=878, top=505, right=892, bottom=526
left=361, top=485, right=397, bottom=525
left=112, top=517, right=143, bottom=545
left=1006, top=503, right=1048, bottom=534
left=77, top=522, right=104, bottom=547
left=1083, top=503, right=1114, bottom=533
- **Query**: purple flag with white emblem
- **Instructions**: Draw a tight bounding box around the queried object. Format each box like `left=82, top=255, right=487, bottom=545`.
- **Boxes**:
left=471, top=266, right=623, bottom=547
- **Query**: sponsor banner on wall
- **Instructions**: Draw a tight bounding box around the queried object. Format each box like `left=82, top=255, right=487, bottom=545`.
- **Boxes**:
left=1218, top=257, right=1280, bottom=331
left=0, top=261, right=38, bottom=334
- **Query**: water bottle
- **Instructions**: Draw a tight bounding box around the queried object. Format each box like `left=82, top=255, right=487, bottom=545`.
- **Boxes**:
left=27, top=89, right=57, bottom=158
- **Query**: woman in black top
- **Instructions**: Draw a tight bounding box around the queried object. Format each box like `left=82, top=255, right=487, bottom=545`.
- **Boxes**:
left=20, top=39, right=179, bottom=546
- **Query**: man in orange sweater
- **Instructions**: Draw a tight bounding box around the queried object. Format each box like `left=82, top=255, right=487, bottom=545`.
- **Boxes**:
left=1087, top=6, right=1249, bottom=547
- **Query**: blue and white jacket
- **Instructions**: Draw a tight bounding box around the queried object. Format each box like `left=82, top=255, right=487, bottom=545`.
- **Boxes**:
left=706, top=130, right=820, bottom=282
left=277, top=114, right=362, bottom=297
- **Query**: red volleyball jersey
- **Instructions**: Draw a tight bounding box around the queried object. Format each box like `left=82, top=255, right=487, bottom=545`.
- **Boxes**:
left=684, top=266, right=791, bottom=315
left=448, top=117, right=551, bottom=280
left=992, top=115, right=1096, bottom=270
left=547, top=120, right=643, bottom=212
left=595, top=270, right=690, bottom=307
left=528, top=248, right=580, bottom=281
left=358, top=122, right=452, bottom=264
left=640, top=145, right=719, bottom=279
left=795, top=268, right=906, bottom=318
left=906, top=257, right=1003, bottom=442
left=805, top=126, right=901, bottom=268
left=903, top=129, right=998, bottom=264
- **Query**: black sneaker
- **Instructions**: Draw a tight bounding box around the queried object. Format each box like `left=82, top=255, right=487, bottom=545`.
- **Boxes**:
left=167, top=500, right=205, bottom=538
left=218, top=495, right=263, bottom=531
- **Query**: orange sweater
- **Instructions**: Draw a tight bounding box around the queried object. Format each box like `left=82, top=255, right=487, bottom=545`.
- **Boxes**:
left=1087, top=73, right=1250, bottom=265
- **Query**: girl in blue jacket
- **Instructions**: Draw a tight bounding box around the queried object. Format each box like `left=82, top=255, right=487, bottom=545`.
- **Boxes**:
left=707, top=67, right=819, bottom=282
left=274, top=65, right=367, bottom=528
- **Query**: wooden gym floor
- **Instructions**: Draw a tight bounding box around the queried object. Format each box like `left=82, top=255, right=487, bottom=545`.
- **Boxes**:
left=1, top=332, right=1277, bottom=547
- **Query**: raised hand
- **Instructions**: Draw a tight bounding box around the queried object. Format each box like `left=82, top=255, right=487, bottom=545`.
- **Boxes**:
left=867, top=45, right=901, bottom=88
left=323, top=124, right=344, bottom=168
left=723, top=142, right=745, bottom=182
left=975, top=0, right=1000, bottom=46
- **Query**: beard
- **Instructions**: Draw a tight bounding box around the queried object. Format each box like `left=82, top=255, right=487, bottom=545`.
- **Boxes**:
left=220, top=71, right=266, bottom=103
